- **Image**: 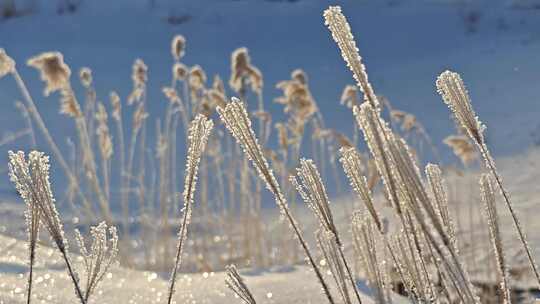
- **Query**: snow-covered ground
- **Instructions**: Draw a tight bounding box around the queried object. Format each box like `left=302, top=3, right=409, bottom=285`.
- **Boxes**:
left=0, top=231, right=411, bottom=303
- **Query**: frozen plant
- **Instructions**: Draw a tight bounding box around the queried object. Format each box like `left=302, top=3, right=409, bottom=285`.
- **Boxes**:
left=75, top=222, right=119, bottom=302
left=8, top=150, right=87, bottom=304
left=225, top=265, right=257, bottom=304
left=166, top=114, right=213, bottom=304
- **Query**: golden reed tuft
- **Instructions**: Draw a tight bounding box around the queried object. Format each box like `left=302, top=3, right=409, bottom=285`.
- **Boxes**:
left=96, top=102, right=113, bottom=160
left=171, top=35, right=186, bottom=61
left=189, top=65, right=207, bottom=91
left=79, top=67, right=93, bottom=88
left=172, top=62, right=188, bottom=81
left=27, top=52, right=71, bottom=96
left=443, top=135, right=477, bottom=165
left=340, top=85, right=359, bottom=109
left=109, top=91, right=122, bottom=122
left=132, top=58, right=148, bottom=88
left=0, top=48, right=15, bottom=78
left=229, top=47, right=263, bottom=93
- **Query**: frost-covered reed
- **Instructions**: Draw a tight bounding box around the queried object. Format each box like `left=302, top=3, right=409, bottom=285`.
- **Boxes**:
left=8, top=151, right=87, bottom=304
left=166, top=114, right=213, bottom=304
left=217, top=99, right=335, bottom=304
left=75, top=222, right=119, bottom=302
left=291, top=158, right=363, bottom=303
left=225, top=265, right=257, bottom=304
left=437, top=70, right=540, bottom=286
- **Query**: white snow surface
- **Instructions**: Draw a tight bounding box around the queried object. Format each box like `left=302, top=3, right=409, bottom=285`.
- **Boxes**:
left=0, top=232, right=409, bottom=303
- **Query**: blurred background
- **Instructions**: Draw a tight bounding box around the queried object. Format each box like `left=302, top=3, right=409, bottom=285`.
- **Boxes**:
left=1, top=0, right=540, bottom=273
left=2, top=0, right=540, bottom=161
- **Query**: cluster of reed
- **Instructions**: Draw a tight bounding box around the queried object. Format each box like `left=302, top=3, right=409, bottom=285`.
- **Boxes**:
left=1, top=4, right=539, bottom=304
left=0, top=23, right=353, bottom=274
left=224, top=5, right=540, bottom=304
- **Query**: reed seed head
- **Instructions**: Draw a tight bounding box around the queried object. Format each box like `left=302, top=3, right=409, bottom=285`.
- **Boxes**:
left=217, top=98, right=284, bottom=205
left=290, top=158, right=337, bottom=237
left=183, top=114, right=214, bottom=208
left=443, top=135, right=478, bottom=166
left=75, top=221, right=118, bottom=300
left=132, top=58, right=148, bottom=88
left=339, top=146, right=383, bottom=231
left=59, top=88, right=83, bottom=118
left=189, top=65, right=207, bottom=91
left=9, top=151, right=67, bottom=251
left=274, top=74, right=317, bottom=123
left=0, top=48, right=15, bottom=78
left=324, top=6, right=379, bottom=109
left=436, top=70, right=485, bottom=145
left=132, top=102, right=148, bottom=132
left=229, top=47, right=263, bottom=93
left=96, top=102, right=113, bottom=160
left=79, top=67, right=93, bottom=88
left=171, top=35, right=186, bottom=61
left=109, top=91, right=121, bottom=121
left=173, top=62, right=188, bottom=81
left=27, top=52, right=71, bottom=96
left=291, top=68, right=307, bottom=85
left=162, top=86, right=181, bottom=104
left=340, top=85, right=359, bottom=109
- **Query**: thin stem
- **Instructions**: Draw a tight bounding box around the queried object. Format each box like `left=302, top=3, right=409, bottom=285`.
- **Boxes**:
left=26, top=250, right=35, bottom=304
left=336, top=241, right=363, bottom=304
left=166, top=192, right=191, bottom=304
left=60, top=249, right=86, bottom=304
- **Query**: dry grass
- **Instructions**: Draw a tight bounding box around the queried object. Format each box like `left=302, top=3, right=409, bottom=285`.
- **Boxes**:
left=0, top=4, right=538, bottom=304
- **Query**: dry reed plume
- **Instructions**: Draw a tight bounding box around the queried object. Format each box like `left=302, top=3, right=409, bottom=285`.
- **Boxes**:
left=217, top=98, right=335, bottom=304
left=291, top=158, right=363, bottom=303
left=323, top=6, right=379, bottom=109
left=325, top=6, right=480, bottom=302
left=0, top=5, right=538, bottom=303
left=167, top=114, right=213, bottom=304
left=8, top=151, right=87, bottom=304
left=75, top=221, right=119, bottom=302
left=0, top=48, right=15, bottom=77
left=437, top=70, right=540, bottom=286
